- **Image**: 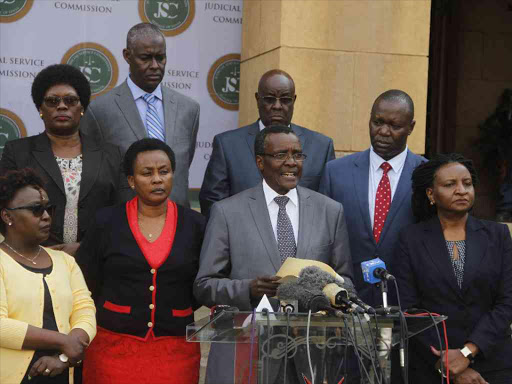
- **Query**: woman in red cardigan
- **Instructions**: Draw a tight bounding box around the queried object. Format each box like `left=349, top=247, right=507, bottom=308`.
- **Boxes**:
left=76, top=139, right=205, bottom=384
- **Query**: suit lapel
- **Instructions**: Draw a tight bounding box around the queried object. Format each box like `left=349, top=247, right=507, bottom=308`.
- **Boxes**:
left=162, top=87, right=177, bottom=143
left=115, top=81, right=146, bottom=140
left=461, top=216, right=486, bottom=294
left=379, top=150, right=414, bottom=243
left=296, top=186, right=313, bottom=260
left=78, top=135, right=101, bottom=202
left=422, top=217, right=463, bottom=299
left=248, top=185, right=281, bottom=272
left=32, top=134, right=65, bottom=195
left=353, top=150, right=374, bottom=244
left=245, top=121, right=260, bottom=157
left=291, top=123, right=306, bottom=149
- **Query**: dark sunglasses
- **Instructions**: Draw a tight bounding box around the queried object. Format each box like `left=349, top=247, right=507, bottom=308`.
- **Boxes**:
left=5, top=204, right=56, bottom=217
left=43, top=96, right=81, bottom=108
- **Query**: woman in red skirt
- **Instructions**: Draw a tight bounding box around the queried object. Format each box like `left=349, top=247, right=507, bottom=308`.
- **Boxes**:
left=76, top=139, right=205, bottom=384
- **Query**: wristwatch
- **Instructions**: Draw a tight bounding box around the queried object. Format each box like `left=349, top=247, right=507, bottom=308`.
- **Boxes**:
left=460, top=346, right=475, bottom=364
left=58, top=353, right=69, bottom=363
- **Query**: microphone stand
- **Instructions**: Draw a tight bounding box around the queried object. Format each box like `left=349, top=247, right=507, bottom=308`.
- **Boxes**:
left=380, top=280, right=388, bottom=309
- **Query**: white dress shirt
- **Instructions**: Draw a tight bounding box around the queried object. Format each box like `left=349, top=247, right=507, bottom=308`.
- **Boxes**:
left=262, top=179, right=299, bottom=243
left=126, top=76, right=165, bottom=135
left=368, top=146, right=408, bottom=228
left=258, top=120, right=291, bottom=131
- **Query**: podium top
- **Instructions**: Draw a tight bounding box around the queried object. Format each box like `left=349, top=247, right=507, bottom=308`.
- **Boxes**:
left=186, top=310, right=447, bottom=345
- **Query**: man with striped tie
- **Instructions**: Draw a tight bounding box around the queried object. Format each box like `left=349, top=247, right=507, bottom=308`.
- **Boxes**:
left=80, top=23, right=200, bottom=207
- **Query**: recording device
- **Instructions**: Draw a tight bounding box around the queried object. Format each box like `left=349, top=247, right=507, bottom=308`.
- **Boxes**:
left=361, top=258, right=395, bottom=283
left=279, top=299, right=298, bottom=313
left=277, top=281, right=343, bottom=317
left=298, top=266, right=368, bottom=314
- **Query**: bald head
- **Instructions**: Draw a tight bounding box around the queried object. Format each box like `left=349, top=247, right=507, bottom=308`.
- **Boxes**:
left=372, top=89, right=414, bottom=121
left=126, top=23, right=164, bottom=50
left=258, top=69, right=295, bottom=94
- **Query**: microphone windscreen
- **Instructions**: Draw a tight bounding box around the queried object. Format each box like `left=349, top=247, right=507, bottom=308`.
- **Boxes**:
left=298, top=266, right=343, bottom=290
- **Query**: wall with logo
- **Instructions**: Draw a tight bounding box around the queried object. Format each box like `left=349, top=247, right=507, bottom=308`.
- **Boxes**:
left=0, top=0, right=242, bottom=188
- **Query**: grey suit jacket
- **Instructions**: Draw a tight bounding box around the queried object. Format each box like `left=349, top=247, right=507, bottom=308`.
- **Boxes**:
left=79, top=80, right=200, bottom=207
left=194, top=183, right=353, bottom=384
left=199, top=121, right=335, bottom=217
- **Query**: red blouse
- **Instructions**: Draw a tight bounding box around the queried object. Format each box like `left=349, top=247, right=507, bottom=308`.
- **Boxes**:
left=126, top=197, right=177, bottom=269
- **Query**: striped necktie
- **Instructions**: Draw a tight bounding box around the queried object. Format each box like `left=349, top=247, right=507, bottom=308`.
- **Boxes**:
left=143, top=93, right=165, bottom=141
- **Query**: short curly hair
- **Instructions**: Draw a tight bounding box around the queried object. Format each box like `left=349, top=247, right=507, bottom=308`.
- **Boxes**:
left=0, top=168, right=46, bottom=235
left=411, top=153, right=478, bottom=223
left=31, top=64, right=91, bottom=112
left=254, top=125, right=297, bottom=157
left=123, top=138, right=176, bottom=176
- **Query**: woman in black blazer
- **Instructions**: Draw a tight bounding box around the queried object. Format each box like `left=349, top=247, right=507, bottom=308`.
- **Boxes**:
left=0, top=64, right=132, bottom=255
left=76, top=139, right=205, bottom=384
left=395, top=153, right=512, bottom=384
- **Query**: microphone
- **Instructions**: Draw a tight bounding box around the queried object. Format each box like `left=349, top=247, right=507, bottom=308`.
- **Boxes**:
left=297, top=266, right=367, bottom=313
left=361, top=258, right=395, bottom=283
left=350, top=296, right=376, bottom=315
left=277, top=281, right=343, bottom=317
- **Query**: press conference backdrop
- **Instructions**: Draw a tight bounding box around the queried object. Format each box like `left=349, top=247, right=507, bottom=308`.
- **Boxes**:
left=0, top=0, right=242, bottom=188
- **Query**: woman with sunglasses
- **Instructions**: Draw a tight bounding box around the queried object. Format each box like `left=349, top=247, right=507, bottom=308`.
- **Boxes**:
left=0, top=168, right=96, bottom=384
left=0, top=64, right=133, bottom=256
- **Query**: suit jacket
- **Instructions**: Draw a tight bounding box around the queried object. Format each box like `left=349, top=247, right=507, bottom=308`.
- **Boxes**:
left=76, top=202, right=205, bottom=338
left=0, top=132, right=132, bottom=245
left=319, top=149, right=425, bottom=306
left=394, top=216, right=512, bottom=381
left=199, top=121, right=335, bottom=217
left=194, top=183, right=353, bottom=384
left=79, top=80, right=200, bottom=207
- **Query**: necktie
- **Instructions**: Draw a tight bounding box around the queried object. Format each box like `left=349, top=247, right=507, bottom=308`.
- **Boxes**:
left=373, top=162, right=392, bottom=243
left=274, top=196, right=296, bottom=263
left=143, top=93, right=165, bottom=141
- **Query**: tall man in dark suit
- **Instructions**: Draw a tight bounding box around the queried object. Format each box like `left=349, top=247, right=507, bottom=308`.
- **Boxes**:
left=195, top=125, right=353, bottom=384
left=320, top=89, right=425, bottom=307
left=199, top=69, right=335, bottom=217
left=80, top=23, right=200, bottom=207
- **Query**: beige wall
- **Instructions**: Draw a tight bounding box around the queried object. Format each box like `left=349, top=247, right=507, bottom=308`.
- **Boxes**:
left=239, top=0, right=431, bottom=154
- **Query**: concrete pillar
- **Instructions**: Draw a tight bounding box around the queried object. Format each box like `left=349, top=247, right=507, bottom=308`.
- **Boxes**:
left=239, top=0, right=431, bottom=155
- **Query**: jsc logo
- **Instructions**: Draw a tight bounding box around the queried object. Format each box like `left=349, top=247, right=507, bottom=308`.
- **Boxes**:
left=62, top=43, right=119, bottom=98
left=139, top=0, right=195, bottom=36
left=0, top=108, right=26, bottom=157
left=207, top=54, right=240, bottom=111
left=0, top=0, right=34, bottom=23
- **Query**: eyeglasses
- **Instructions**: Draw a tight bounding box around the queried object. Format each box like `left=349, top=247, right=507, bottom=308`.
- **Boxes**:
left=258, top=96, right=295, bottom=106
left=4, top=204, right=55, bottom=217
left=260, top=152, right=307, bottom=162
left=43, top=96, right=81, bottom=108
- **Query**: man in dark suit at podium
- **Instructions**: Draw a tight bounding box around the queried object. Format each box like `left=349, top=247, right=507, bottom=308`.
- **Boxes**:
left=199, top=69, right=335, bottom=217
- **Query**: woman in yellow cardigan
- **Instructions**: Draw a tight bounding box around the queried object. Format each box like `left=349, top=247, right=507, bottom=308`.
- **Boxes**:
left=0, top=168, right=96, bottom=384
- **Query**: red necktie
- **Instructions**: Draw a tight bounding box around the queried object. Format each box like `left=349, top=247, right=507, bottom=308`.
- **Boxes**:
left=373, top=162, right=392, bottom=243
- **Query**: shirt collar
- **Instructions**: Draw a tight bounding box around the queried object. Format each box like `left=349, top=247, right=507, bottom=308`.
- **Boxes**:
left=369, top=145, right=408, bottom=173
left=262, top=179, right=298, bottom=208
left=126, top=75, right=163, bottom=102
left=258, top=119, right=291, bottom=131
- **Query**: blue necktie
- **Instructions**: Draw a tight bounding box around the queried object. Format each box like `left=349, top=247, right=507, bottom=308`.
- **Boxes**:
left=143, top=93, right=165, bottom=141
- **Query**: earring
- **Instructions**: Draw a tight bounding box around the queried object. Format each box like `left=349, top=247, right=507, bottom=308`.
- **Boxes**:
left=131, top=186, right=135, bottom=190
left=430, top=200, right=435, bottom=206
left=8, top=222, right=12, bottom=226
left=81, top=111, right=84, bottom=117
left=39, top=113, right=43, bottom=118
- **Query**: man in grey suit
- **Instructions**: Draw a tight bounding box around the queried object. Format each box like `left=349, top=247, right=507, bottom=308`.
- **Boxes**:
left=194, top=125, right=353, bottom=384
left=80, top=23, right=200, bottom=207
left=199, top=69, right=335, bottom=217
